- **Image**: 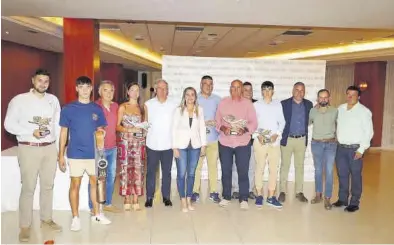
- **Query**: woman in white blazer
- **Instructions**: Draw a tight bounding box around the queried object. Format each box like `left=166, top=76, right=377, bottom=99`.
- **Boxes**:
left=172, top=87, right=207, bottom=212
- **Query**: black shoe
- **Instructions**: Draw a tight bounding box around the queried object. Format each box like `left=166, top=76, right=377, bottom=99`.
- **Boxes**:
left=344, top=205, right=359, bottom=212
left=145, top=198, right=153, bottom=208
left=296, top=192, right=308, bottom=203
left=163, top=198, right=173, bottom=207
left=332, top=200, right=347, bottom=207
left=278, top=192, right=286, bottom=202
left=248, top=192, right=256, bottom=199
left=231, top=192, right=239, bottom=199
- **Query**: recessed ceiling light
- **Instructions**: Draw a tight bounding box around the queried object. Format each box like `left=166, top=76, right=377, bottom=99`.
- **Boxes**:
left=134, top=35, right=144, bottom=41
left=27, top=30, right=38, bottom=34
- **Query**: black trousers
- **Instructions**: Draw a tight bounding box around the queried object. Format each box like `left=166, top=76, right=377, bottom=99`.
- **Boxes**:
left=146, top=147, right=173, bottom=199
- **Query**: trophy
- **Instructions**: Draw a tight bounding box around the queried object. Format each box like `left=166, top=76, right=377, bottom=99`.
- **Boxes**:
left=222, top=115, right=247, bottom=135
left=255, top=129, right=272, bottom=144
left=205, top=120, right=216, bottom=134
left=29, top=116, right=51, bottom=137
left=123, top=118, right=150, bottom=138
left=95, top=131, right=107, bottom=204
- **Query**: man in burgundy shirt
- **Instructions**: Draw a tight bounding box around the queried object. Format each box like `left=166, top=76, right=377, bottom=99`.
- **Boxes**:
left=215, top=80, right=258, bottom=210
left=88, top=80, right=120, bottom=213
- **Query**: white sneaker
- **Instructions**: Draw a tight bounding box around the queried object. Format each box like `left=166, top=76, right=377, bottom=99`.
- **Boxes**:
left=240, top=201, right=249, bottom=210
left=70, top=216, right=81, bottom=231
left=219, top=199, right=230, bottom=207
left=91, top=214, right=111, bottom=225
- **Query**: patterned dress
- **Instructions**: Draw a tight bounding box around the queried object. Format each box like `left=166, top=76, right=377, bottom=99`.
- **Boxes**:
left=118, top=114, right=146, bottom=196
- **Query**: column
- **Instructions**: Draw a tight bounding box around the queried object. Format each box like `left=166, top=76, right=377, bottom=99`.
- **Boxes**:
left=354, top=61, right=387, bottom=147
left=63, top=18, right=100, bottom=103
left=100, top=63, right=124, bottom=103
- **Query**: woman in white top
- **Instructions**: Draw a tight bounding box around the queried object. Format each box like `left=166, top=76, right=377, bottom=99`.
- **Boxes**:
left=172, top=87, right=207, bottom=212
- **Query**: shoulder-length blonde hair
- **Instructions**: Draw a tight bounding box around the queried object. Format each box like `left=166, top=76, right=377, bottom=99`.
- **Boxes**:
left=180, top=87, right=199, bottom=117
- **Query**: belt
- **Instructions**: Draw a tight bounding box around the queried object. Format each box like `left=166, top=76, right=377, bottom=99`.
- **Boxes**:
left=19, top=141, right=55, bottom=147
left=312, top=138, right=336, bottom=143
left=289, top=134, right=305, bottom=138
left=339, top=144, right=360, bottom=149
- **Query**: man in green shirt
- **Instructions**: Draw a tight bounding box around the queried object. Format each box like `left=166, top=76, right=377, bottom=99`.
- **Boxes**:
left=309, top=89, right=338, bottom=210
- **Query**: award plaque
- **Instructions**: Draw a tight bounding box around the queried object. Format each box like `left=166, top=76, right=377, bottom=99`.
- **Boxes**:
left=29, top=116, right=51, bottom=137
left=255, top=129, right=272, bottom=144
left=95, top=131, right=107, bottom=204
left=222, top=115, right=247, bottom=136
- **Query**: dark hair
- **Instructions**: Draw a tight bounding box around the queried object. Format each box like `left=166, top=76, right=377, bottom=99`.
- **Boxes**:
left=33, top=68, right=50, bottom=78
left=76, top=76, right=92, bottom=85
left=346, top=85, right=361, bottom=96
left=261, top=81, right=274, bottom=90
left=243, top=81, right=252, bottom=87
left=317, top=89, right=330, bottom=97
left=294, top=81, right=305, bottom=87
left=125, top=82, right=144, bottom=118
left=201, top=75, right=213, bottom=81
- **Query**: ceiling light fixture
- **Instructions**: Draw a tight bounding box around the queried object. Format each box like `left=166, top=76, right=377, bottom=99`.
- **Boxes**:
left=258, top=38, right=394, bottom=59
left=40, top=17, right=162, bottom=65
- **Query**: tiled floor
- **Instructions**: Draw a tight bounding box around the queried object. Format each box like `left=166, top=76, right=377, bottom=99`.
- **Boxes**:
left=2, top=150, right=394, bottom=244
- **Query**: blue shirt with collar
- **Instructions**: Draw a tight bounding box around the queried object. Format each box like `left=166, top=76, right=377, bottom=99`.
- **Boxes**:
left=197, top=93, right=221, bottom=143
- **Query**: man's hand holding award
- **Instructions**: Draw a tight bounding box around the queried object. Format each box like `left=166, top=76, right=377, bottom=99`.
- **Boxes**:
left=255, top=129, right=278, bottom=145
left=222, top=115, right=248, bottom=136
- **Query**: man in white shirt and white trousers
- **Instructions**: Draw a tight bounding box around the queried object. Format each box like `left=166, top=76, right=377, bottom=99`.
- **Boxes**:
left=333, top=85, right=373, bottom=213
left=4, top=69, right=62, bottom=242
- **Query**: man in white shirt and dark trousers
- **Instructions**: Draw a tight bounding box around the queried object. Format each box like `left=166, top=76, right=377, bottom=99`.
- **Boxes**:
left=333, top=86, right=373, bottom=212
left=4, top=69, right=62, bottom=242
left=253, top=81, right=285, bottom=208
left=144, top=79, right=178, bottom=208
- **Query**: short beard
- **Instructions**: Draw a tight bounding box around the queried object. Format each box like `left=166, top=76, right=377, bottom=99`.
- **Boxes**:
left=319, top=102, right=329, bottom=107
left=33, top=86, right=47, bottom=94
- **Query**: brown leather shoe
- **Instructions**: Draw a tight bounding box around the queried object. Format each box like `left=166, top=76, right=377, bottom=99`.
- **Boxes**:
left=41, top=220, right=62, bottom=232
left=19, top=228, right=30, bottom=242
left=296, top=192, right=308, bottom=202
left=311, top=193, right=322, bottom=204
left=278, top=192, right=286, bottom=202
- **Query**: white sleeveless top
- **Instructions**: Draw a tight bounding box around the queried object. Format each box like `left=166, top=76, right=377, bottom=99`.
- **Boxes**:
left=145, top=97, right=178, bottom=151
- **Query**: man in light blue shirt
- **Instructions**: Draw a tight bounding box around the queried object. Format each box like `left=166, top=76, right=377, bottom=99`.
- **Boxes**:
left=192, top=75, right=221, bottom=203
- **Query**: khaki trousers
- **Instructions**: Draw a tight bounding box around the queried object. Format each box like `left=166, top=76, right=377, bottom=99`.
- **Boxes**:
left=253, top=141, right=281, bottom=195
left=193, top=141, right=219, bottom=193
left=279, top=137, right=307, bottom=194
left=17, top=143, right=57, bottom=228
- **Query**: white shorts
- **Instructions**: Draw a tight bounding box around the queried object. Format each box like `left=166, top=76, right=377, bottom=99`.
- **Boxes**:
left=68, top=159, right=96, bottom=177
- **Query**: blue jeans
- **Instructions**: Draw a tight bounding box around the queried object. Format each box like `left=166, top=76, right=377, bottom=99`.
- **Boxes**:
left=175, top=146, right=201, bottom=198
left=311, top=141, right=337, bottom=198
left=89, top=147, right=117, bottom=209
left=335, top=145, right=363, bottom=206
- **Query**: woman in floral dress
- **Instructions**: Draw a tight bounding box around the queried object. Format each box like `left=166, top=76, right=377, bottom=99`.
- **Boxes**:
left=116, top=82, right=146, bottom=211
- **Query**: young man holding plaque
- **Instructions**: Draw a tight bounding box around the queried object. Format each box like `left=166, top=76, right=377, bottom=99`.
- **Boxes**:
left=215, top=80, right=258, bottom=210
left=192, top=75, right=222, bottom=203
left=253, top=81, right=285, bottom=208
left=4, top=69, right=62, bottom=242
left=58, top=76, right=111, bottom=231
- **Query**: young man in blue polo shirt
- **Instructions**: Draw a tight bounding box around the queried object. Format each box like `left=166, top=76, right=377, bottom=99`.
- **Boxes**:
left=58, top=76, right=111, bottom=231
